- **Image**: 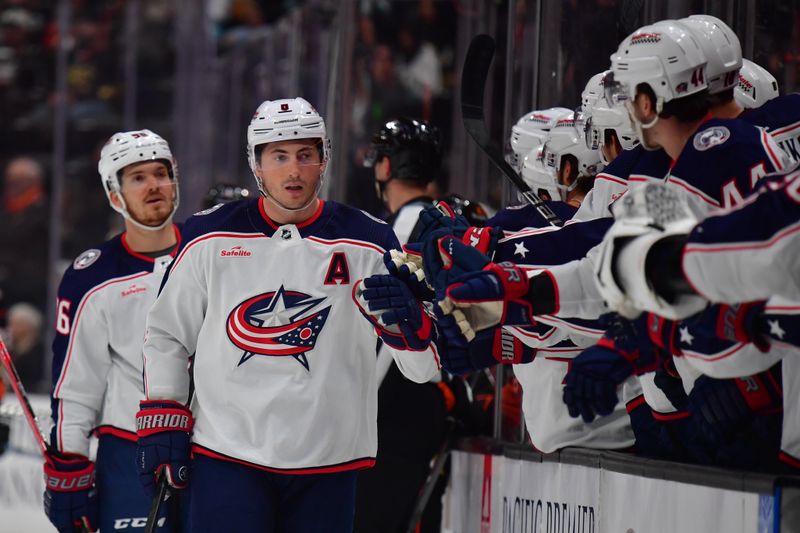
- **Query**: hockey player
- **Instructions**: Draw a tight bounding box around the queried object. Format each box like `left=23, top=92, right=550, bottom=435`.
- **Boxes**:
left=47, top=130, right=182, bottom=532
left=355, top=117, right=452, bottom=533
left=522, top=111, right=604, bottom=209
left=137, top=97, right=440, bottom=532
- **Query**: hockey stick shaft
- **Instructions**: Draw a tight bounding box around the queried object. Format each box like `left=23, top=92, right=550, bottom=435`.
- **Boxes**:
left=0, top=337, right=48, bottom=457
left=144, top=470, right=170, bottom=533
left=461, top=34, right=564, bottom=227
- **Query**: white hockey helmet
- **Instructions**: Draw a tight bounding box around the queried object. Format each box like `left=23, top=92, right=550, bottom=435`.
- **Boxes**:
left=581, top=70, right=639, bottom=160
left=607, top=20, right=707, bottom=111
left=680, top=15, right=742, bottom=95
left=507, top=107, right=571, bottom=174
left=521, top=145, right=560, bottom=202
left=98, top=129, right=179, bottom=231
left=523, top=112, right=604, bottom=201
left=735, top=58, right=779, bottom=109
left=606, top=20, right=707, bottom=149
left=246, top=97, right=331, bottom=197
left=581, top=71, right=607, bottom=115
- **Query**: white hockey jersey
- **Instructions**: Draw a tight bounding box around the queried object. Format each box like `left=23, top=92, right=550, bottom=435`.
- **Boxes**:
left=51, top=226, right=180, bottom=456
left=142, top=199, right=439, bottom=473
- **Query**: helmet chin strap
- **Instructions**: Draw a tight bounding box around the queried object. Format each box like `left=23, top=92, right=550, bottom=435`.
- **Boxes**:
left=626, top=98, right=663, bottom=151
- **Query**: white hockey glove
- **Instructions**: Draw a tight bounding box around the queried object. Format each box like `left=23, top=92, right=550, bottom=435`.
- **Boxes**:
left=595, top=182, right=707, bottom=320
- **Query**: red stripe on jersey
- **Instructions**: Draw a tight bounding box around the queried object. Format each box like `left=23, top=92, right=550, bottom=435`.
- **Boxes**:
left=770, top=120, right=800, bottom=138
left=683, top=220, right=800, bottom=254
left=625, top=395, right=646, bottom=413
left=681, top=342, right=747, bottom=362
left=596, top=173, right=627, bottom=186
left=779, top=450, right=800, bottom=469
left=652, top=410, right=690, bottom=421
left=192, top=444, right=376, bottom=474
left=507, top=325, right=558, bottom=342
left=306, top=236, right=386, bottom=255
left=94, top=425, right=137, bottom=442
left=121, top=224, right=181, bottom=263
left=258, top=197, right=325, bottom=229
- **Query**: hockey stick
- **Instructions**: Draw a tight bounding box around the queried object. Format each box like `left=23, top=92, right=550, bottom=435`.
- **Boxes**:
left=0, top=338, right=92, bottom=533
left=144, top=471, right=170, bottom=533
left=0, top=337, right=48, bottom=457
left=461, top=34, right=564, bottom=228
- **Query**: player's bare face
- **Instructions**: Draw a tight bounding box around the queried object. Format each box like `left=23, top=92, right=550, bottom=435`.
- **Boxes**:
left=118, top=161, right=176, bottom=226
left=257, top=139, right=324, bottom=210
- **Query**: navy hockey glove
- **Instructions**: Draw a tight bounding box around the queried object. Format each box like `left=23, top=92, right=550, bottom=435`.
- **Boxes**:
left=354, top=275, right=434, bottom=351
left=384, top=248, right=434, bottom=301
left=688, top=367, right=783, bottom=444
left=562, top=342, right=637, bottom=423
left=434, top=309, right=535, bottom=375
left=416, top=202, right=503, bottom=256
left=415, top=202, right=470, bottom=245
left=444, top=259, right=535, bottom=328
left=563, top=315, right=662, bottom=423
left=43, top=451, right=98, bottom=532
left=136, top=400, right=193, bottom=496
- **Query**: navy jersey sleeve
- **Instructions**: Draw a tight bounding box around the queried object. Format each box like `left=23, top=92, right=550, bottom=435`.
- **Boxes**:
left=488, top=202, right=578, bottom=232
left=682, top=170, right=800, bottom=303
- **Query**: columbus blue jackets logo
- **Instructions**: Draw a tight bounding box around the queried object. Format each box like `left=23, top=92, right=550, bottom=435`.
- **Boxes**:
left=693, top=126, right=730, bottom=151
left=226, top=286, right=331, bottom=370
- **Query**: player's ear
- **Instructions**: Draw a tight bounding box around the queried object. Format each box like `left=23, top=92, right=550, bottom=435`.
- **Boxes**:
left=560, top=159, right=573, bottom=187
left=109, top=190, right=123, bottom=209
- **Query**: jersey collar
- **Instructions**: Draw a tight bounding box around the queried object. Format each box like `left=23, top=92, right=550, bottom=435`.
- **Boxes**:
left=121, top=224, right=181, bottom=263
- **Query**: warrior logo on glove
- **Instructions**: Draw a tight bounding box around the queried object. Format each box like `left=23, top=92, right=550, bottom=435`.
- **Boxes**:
left=226, top=286, right=331, bottom=370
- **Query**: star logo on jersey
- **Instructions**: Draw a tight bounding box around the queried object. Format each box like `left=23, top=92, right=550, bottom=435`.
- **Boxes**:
left=226, top=286, right=331, bottom=370
left=513, top=242, right=529, bottom=259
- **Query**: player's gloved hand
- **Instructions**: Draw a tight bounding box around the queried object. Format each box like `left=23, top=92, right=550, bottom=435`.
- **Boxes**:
left=699, top=301, right=800, bottom=350
left=434, top=313, right=535, bottom=375
left=562, top=342, right=637, bottom=423
left=384, top=248, right=434, bottom=301
left=354, top=274, right=434, bottom=350
left=415, top=202, right=470, bottom=245
left=43, top=451, right=98, bottom=533
left=688, top=367, right=783, bottom=444
left=563, top=314, right=662, bottom=423
left=442, top=258, right=535, bottom=330
left=136, top=400, right=193, bottom=496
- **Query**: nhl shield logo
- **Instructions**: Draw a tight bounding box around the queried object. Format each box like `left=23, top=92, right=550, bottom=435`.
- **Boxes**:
left=226, top=286, right=331, bottom=370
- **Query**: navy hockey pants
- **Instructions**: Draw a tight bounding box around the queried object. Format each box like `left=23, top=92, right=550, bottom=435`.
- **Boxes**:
left=95, top=434, right=179, bottom=531
left=187, top=454, right=358, bottom=532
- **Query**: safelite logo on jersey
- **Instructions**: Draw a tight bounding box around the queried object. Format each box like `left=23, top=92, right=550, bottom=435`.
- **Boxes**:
left=220, top=245, right=252, bottom=257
